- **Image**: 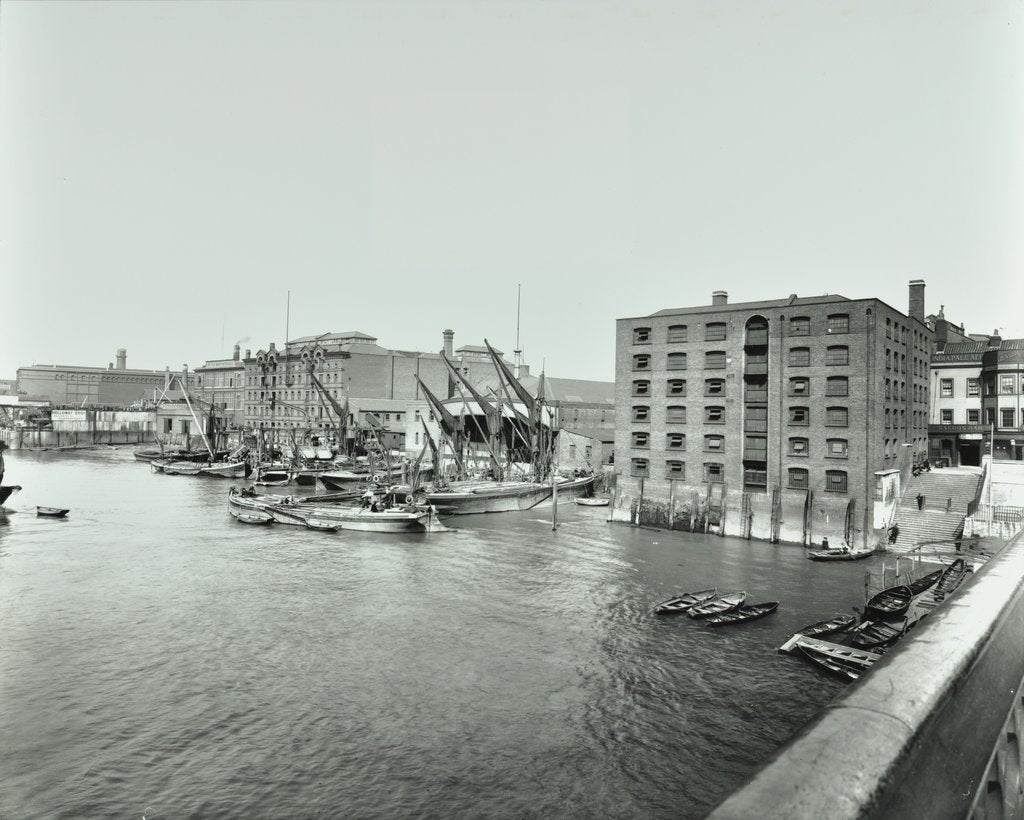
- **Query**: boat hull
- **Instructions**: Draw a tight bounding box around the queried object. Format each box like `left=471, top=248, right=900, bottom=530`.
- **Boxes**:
left=228, top=488, right=432, bottom=533
left=426, top=482, right=552, bottom=514
left=0, top=485, right=22, bottom=508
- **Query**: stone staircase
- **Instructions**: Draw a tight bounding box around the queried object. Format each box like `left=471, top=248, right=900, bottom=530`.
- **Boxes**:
left=889, top=468, right=983, bottom=553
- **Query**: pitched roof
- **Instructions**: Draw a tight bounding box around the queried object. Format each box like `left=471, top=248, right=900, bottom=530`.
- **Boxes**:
left=288, top=331, right=378, bottom=344
left=468, top=373, right=614, bottom=404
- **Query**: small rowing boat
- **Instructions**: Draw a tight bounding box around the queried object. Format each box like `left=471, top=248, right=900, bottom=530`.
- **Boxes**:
left=798, top=641, right=881, bottom=682
left=807, top=547, right=874, bottom=561
left=907, top=569, right=943, bottom=596
left=575, top=497, right=609, bottom=507
left=795, top=613, right=856, bottom=639
left=688, top=591, right=746, bottom=619
left=848, top=618, right=907, bottom=649
left=864, top=585, right=912, bottom=620
left=933, top=558, right=970, bottom=602
left=654, top=588, right=717, bottom=615
left=706, top=601, right=779, bottom=626
left=36, top=506, right=70, bottom=518
left=235, top=511, right=274, bottom=525
left=305, top=518, right=340, bottom=533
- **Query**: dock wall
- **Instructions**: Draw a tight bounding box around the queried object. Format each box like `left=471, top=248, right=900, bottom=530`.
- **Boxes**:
left=708, top=530, right=1024, bottom=819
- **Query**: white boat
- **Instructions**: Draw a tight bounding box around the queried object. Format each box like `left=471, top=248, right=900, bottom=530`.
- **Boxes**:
left=228, top=487, right=439, bottom=533
left=158, top=460, right=204, bottom=476
left=426, top=474, right=595, bottom=515
left=575, top=496, right=609, bottom=507
left=199, top=461, right=248, bottom=478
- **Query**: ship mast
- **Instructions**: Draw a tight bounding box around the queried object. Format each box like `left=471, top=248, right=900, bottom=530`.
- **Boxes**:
left=514, top=283, right=522, bottom=378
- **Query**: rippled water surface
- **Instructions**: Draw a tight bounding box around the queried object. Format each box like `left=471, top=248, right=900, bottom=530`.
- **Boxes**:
left=0, top=449, right=876, bottom=818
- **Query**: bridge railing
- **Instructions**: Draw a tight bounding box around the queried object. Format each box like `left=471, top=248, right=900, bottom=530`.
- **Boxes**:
left=708, top=530, right=1024, bottom=820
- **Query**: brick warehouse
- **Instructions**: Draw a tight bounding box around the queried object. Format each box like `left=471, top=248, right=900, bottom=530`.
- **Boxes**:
left=612, top=281, right=933, bottom=549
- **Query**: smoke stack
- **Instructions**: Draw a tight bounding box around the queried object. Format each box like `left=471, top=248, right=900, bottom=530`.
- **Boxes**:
left=712, top=290, right=728, bottom=306
left=442, top=329, right=454, bottom=358
left=116, top=348, right=127, bottom=370
left=908, top=280, right=925, bottom=321
left=233, top=344, right=240, bottom=362
left=245, top=349, right=251, bottom=359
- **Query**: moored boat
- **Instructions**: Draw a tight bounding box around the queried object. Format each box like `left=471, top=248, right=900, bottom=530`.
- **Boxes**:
left=199, top=461, right=248, bottom=478
left=807, top=547, right=874, bottom=561
left=932, top=558, right=970, bottom=601
left=305, top=518, right=340, bottom=533
left=906, top=568, right=943, bottom=596
left=848, top=618, right=907, bottom=649
left=36, top=506, right=70, bottom=518
left=798, top=641, right=880, bottom=682
left=706, top=601, right=779, bottom=626
left=778, top=613, right=857, bottom=653
left=575, top=496, right=610, bottom=507
left=0, top=485, right=22, bottom=509
left=235, top=510, right=274, bottom=525
left=864, top=585, right=913, bottom=620
left=654, top=588, right=717, bottom=615
left=228, top=486, right=440, bottom=533
left=687, top=591, right=747, bottom=619
left=425, top=480, right=553, bottom=515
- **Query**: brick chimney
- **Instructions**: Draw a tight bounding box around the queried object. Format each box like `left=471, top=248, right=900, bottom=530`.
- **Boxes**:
left=712, top=290, right=728, bottom=306
left=233, top=344, right=240, bottom=361
left=116, top=348, right=127, bottom=370
left=443, top=329, right=454, bottom=358
left=908, top=280, right=925, bottom=321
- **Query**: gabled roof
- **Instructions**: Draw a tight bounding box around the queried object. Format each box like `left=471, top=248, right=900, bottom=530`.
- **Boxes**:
left=650, top=294, right=850, bottom=318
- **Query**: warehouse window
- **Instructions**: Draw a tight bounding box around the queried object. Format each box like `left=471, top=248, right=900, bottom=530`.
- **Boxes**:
left=825, top=470, right=848, bottom=493
left=667, top=324, right=688, bottom=343
left=788, top=347, right=811, bottom=367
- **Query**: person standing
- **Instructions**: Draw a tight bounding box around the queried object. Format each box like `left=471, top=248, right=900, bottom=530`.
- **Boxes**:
left=0, top=441, right=7, bottom=485
left=916, top=493, right=925, bottom=510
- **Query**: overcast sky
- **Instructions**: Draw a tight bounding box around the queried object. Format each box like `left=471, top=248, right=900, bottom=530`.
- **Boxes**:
left=1, top=1, right=1021, bottom=383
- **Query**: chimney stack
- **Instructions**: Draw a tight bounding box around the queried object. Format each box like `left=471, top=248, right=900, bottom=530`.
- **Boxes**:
left=233, top=344, right=240, bottom=362
left=712, top=290, right=728, bottom=306
left=245, top=348, right=251, bottom=359
left=908, top=279, right=925, bottom=321
left=442, top=329, right=454, bottom=358
left=116, top=348, right=127, bottom=370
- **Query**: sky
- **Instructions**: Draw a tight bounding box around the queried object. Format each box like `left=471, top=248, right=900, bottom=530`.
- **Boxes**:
left=1, top=1, right=1022, bottom=383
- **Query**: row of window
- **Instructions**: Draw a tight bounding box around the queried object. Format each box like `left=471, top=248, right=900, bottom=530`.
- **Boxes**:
left=629, top=404, right=852, bottom=426
left=939, top=376, right=1024, bottom=397
left=631, top=376, right=852, bottom=398
left=632, top=346, right=852, bottom=371
left=629, top=459, right=850, bottom=492
left=631, top=314, right=852, bottom=346
left=630, top=432, right=850, bottom=457
left=938, top=407, right=1024, bottom=428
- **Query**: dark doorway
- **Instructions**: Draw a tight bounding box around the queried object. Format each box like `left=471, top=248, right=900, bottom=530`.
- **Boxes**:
left=958, top=441, right=981, bottom=467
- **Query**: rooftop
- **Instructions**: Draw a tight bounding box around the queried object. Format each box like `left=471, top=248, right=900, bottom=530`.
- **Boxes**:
left=650, top=293, right=851, bottom=317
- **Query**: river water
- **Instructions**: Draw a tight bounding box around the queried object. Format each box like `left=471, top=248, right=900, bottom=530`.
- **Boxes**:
left=0, top=448, right=875, bottom=819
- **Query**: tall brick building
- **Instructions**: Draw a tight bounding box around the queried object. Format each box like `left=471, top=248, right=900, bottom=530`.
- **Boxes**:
left=613, top=282, right=933, bottom=548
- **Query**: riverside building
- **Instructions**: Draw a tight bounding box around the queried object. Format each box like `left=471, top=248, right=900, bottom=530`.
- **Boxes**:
left=613, top=282, right=933, bottom=549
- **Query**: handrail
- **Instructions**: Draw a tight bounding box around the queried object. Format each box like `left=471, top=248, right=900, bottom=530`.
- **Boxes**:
left=709, top=530, right=1024, bottom=819
left=966, top=460, right=988, bottom=518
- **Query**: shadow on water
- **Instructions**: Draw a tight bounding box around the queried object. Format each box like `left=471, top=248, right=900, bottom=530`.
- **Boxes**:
left=1, top=449, right=864, bottom=819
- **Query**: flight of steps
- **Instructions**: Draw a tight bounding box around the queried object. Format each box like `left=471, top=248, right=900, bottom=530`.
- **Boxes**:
left=889, top=469, right=983, bottom=553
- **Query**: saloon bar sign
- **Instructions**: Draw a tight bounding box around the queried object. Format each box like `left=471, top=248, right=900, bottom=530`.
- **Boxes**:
left=928, top=424, right=986, bottom=435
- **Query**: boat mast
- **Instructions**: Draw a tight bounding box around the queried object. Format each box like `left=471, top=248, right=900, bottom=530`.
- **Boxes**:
left=514, top=283, right=522, bottom=379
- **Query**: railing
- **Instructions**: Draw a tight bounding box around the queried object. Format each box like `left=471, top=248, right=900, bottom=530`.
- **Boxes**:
left=708, top=531, right=1024, bottom=819
left=967, top=460, right=989, bottom=518
left=973, top=504, right=1024, bottom=525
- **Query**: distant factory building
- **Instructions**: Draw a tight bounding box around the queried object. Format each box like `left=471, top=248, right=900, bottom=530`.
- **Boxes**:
left=16, top=349, right=192, bottom=408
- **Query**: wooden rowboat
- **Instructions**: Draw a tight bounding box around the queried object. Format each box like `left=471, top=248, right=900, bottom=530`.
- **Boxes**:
left=799, top=642, right=879, bottom=682
left=575, top=497, right=610, bottom=507
left=795, top=613, right=857, bottom=639
left=933, top=559, right=970, bottom=601
left=807, top=548, right=874, bottom=561
left=907, top=569, right=943, bottom=596
left=848, top=618, right=907, bottom=649
left=864, top=585, right=912, bottom=620
left=688, top=591, right=747, bottom=619
left=654, top=588, right=717, bottom=615
left=235, top=511, right=274, bottom=525
left=706, top=601, right=779, bottom=626
left=305, top=518, right=340, bottom=533
left=36, top=506, right=70, bottom=518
